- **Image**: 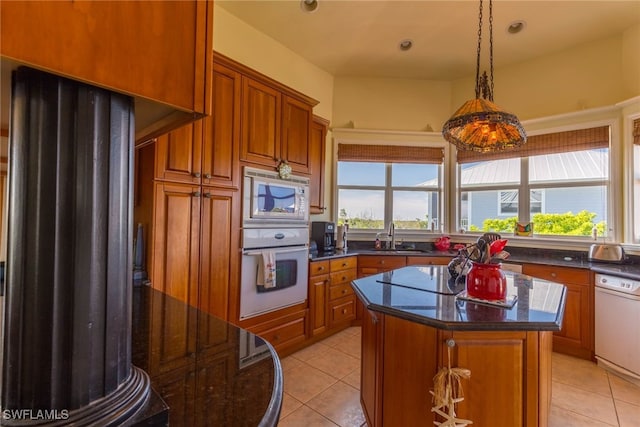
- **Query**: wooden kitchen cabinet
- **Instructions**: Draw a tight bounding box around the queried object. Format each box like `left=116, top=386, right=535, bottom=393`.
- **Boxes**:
left=154, top=121, right=203, bottom=185
left=198, top=188, right=240, bottom=320
left=309, top=256, right=358, bottom=336
left=151, top=183, right=201, bottom=309
left=240, top=77, right=282, bottom=169
left=281, top=95, right=312, bottom=174
left=149, top=182, right=239, bottom=321
left=309, top=260, right=330, bottom=336
left=522, top=264, right=594, bottom=360
left=328, top=257, right=358, bottom=328
left=361, top=309, right=384, bottom=427
left=309, top=115, right=329, bottom=214
left=154, top=62, right=241, bottom=189
left=406, top=256, right=451, bottom=266
left=247, top=309, right=308, bottom=355
left=1, top=1, right=213, bottom=140
left=357, top=255, right=407, bottom=277
left=361, top=311, right=553, bottom=427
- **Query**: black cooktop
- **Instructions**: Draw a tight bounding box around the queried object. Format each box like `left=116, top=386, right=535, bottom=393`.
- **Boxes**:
left=376, top=265, right=465, bottom=295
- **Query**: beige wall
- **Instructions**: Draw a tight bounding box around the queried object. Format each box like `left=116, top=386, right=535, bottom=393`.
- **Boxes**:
left=213, top=4, right=334, bottom=120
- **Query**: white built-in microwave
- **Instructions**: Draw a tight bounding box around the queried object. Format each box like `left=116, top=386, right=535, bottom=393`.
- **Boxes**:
left=242, top=166, right=309, bottom=226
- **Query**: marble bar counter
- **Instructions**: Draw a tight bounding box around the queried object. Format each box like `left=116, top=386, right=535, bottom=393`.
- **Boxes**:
left=353, top=265, right=567, bottom=427
left=132, top=286, right=282, bottom=427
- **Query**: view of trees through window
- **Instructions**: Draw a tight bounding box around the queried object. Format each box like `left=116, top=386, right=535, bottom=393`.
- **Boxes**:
left=460, top=149, right=609, bottom=237
left=337, top=162, right=441, bottom=230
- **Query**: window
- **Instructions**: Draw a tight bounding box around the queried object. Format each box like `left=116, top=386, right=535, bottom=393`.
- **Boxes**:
left=336, top=145, right=444, bottom=231
left=458, top=126, right=610, bottom=237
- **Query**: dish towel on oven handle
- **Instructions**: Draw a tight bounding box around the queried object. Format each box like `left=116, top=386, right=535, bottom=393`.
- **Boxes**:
left=257, top=251, right=276, bottom=289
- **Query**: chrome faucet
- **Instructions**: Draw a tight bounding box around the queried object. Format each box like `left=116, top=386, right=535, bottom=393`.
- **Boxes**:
left=387, top=222, right=395, bottom=249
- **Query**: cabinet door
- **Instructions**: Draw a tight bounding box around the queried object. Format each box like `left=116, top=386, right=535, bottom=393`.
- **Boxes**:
left=357, top=256, right=407, bottom=277
left=281, top=95, right=312, bottom=174
left=361, top=309, right=383, bottom=427
left=308, top=116, right=328, bottom=213
left=309, top=273, right=330, bottom=336
left=152, top=182, right=201, bottom=308
left=199, top=188, right=240, bottom=321
left=438, top=330, right=544, bottom=427
left=406, top=256, right=451, bottom=266
left=241, top=77, right=281, bottom=168
left=522, top=264, right=593, bottom=360
left=202, top=63, right=241, bottom=188
left=155, top=122, right=202, bottom=184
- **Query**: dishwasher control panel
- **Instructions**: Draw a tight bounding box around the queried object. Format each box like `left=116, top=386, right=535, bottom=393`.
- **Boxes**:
left=595, top=274, right=640, bottom=295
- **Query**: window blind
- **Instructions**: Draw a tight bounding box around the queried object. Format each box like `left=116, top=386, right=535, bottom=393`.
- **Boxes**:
left=457, top=126, right=609, bottom=164
left=337, top=144, right=444, bottom=164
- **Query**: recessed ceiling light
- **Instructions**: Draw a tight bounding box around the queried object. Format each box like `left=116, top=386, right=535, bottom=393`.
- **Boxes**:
left=399, top=39, right=413, bottom=51
left=507, top=20, right=526, bottom=35
left=300, top=0, right=319, bottom=13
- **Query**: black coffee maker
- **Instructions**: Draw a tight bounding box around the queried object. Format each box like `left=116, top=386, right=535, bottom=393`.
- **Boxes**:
left=311, top=221, right=336, bottom=252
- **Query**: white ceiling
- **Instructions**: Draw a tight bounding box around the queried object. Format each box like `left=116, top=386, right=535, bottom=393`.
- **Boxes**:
left=217, top=0, right=640, bottom=80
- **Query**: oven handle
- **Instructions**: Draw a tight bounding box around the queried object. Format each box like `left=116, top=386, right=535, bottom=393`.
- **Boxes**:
left=242, top=246, right=308, bottom=256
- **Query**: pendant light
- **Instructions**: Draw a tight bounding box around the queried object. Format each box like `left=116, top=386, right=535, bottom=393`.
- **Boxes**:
left=442, top=0, right=526, bottom=152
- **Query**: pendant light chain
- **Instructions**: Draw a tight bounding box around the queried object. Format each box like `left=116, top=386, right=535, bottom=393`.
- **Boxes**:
left=474, top=0, right=483, bottom=99
left=489, top=0, right=494, bottom=102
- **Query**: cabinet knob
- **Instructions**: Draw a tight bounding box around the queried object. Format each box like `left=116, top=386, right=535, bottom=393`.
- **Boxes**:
left=446, top=339, right=456, bottom=348
left=273, top=334, right=280, bottom=341
left=342, top=289, right=347, bottom=294
left=342, top=309, right=347, bottom=314
left=380, top=260, right=385, bottom=264
left=319, top=266, right=325, bottom=271
left=551, top=272, right=557, bottom=278
left=342, top=263, right=348, bottom=267
left=193, top=172, right=201, bottom=178
left=204, top=173, right=212, bottom=179
left=203, top=193, right=212, bottom=198
left=192, top=191, right=201, bottom=197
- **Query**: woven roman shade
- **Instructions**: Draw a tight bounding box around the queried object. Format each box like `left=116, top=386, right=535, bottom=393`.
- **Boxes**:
left=337, top=144, right=444, bottom=164
left=457, top=126, right=609, bottom=164
left=633, top=118, right=640, bottom=145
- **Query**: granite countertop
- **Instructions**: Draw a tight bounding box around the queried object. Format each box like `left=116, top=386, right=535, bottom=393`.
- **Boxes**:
left=310, top=243, right=640, bottom=280
left=351, top=265, right=567, bottom=332
left=132, top=286, right=282, bottom=426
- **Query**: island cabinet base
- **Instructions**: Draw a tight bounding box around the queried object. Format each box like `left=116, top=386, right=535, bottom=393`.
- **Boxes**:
left=361, top=310, right=553, bottom=427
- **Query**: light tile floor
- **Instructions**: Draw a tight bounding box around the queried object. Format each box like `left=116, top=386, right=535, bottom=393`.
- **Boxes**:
left=278, top=327, right=640, bottom=427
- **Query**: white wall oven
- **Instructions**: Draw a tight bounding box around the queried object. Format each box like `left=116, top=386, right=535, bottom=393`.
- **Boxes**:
left=240, top=167, right=310, bottom=320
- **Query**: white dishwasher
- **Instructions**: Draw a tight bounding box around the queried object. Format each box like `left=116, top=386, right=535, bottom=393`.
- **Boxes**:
left=594, top=273, right=640, bottom=383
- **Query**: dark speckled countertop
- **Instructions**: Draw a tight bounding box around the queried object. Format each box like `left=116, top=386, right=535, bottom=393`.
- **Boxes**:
left=132, top=286, right=282, bottom=427
left=352, top=265, right=567, bottom=332
left=310, top=242, right=640, bottom=280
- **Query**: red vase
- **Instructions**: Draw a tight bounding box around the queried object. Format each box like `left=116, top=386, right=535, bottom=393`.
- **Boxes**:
left=466, top=262, right=507, bottom=301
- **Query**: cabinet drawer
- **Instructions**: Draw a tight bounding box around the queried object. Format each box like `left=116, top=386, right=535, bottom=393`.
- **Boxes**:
left=329, top=282, right=355, bottom=301
left=330, top=297, right=356, bottom=325
left=358, top=255, right=406, bottom=270
left=330, top=269, right=357, bottom=286
left=310, top=260, right=330, bottom=276
left=522, top=264, right=590, bottom=284
left=330, top=256, right=357, bottom=272
left=406, top=256, right=451, bottom=266
left=255, top=316, right=306, bottom=350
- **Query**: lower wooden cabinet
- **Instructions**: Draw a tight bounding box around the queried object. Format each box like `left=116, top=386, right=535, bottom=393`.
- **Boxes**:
left=522, top=264, right=594, bottom=360
left=361, top=310, right=553, bottom=427
left=357, top=255, right=407, bottom=277
left=406, top=256, right=451, bottom=266
left=245, top=309, right=308, bottom=354
left=309, top=256, right=358, bottom=336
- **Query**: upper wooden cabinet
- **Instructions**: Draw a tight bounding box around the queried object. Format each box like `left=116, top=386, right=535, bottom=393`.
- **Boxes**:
left=154, top=63, right=242, bottom=189
left=241, top=77, right=282, bottom=168
left=0, top=1, right=213, bottom=115
left=309, top=116, right=329, bottom=214
left=1, top=1, right=213, bottom=142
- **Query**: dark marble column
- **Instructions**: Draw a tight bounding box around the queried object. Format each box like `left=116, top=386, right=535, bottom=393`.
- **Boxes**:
left=1, top=67, right=152, bottom=425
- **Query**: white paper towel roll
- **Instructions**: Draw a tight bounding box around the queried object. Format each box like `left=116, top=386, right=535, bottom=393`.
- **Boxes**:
left=336, top=225, right=347, bottom=249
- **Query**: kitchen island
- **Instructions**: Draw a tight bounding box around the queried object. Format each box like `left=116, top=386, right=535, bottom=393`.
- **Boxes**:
left=352, top=265, right=567, bottom=427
